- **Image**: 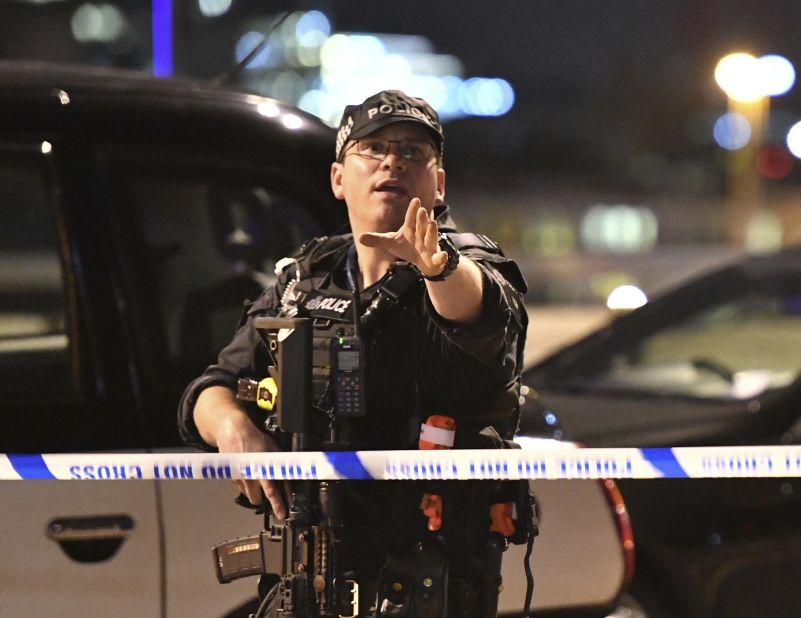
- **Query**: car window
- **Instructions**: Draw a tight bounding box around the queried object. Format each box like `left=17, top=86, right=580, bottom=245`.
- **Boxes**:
left=585, top=289, right=801, bottom=400
left=112, top=165, right=323, bottom=369
left=0, top=150, right=74, bottom=400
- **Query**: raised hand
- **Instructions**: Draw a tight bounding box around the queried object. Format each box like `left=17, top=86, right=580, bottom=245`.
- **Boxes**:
left=359, top=198, right=448, bottom=278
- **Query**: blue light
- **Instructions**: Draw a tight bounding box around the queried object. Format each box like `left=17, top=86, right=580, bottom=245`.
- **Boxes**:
left=296, top=10, right=331, bottom=47
left=713, top=113, right=751, bottom=150
left=458, top=77, right=515, bottom=117
left=152, top=0, right=173, bottom=77
left=545, top=412, right=558, bottom=426
left=235, top=31, right=275, bottom=69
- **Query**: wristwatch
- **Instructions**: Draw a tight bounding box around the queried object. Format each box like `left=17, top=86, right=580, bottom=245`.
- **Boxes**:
left=418, top=233, right=461, bottom=282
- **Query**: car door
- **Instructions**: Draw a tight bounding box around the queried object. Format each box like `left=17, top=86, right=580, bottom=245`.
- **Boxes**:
left=97, top=149, right=336, bottom=616
left=0, top=143, right=162, bottom=617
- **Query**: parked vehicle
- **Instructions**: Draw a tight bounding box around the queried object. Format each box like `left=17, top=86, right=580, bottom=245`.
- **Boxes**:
left=0, top=61, right=631, bottom=617
left=525, top=245, right=801, bottom=617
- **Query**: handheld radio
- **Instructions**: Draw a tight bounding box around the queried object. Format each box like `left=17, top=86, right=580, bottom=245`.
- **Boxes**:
left=333, top=247, right=367, bottom=418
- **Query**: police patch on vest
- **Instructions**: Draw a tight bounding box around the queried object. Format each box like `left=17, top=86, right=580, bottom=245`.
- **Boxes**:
left=304, top=294, right=352, bottom=316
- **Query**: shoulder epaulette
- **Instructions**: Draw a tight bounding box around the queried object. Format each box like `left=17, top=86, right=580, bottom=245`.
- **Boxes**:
left=445, top=232, right=527, bottom=294
left=446, top=232, right=503, bottom=256
left=274, top=234, right=351, bottom=279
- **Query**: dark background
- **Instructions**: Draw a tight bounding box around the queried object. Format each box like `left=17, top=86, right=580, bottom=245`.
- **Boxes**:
left=3, top=0, right=801, bottom=302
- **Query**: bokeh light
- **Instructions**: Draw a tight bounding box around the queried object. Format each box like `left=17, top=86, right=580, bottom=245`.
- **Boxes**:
left=756, top=144, right=794, bottom=179
left=715, top=53, right=763, bottom=103
left=458, top=78, right=515, bottom=116
left=786, top=120, right=801, bottom=158
left=242, top=13, right=515, bottom=126
left=71, top=2, right=127, bottom=43
left=713, top=112, right=751, bottom=150
left=296, top=10, right=331, bottom=47
left=521, top=218, right=576, bottom=257
left=235, top=31, right=277, bottom=69
left=581, top=205, right=658, bottom=254
left=745, top=210, right=784, bottom=253
left=757, top=54, right=796, bottom=96
left=197, top=0, right=232, bottom=18
left=606, top=285, right=648, bottom=311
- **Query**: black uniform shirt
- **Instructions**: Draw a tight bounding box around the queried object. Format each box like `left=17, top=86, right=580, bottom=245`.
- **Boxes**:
left=177, top=205, right=527, bottom=452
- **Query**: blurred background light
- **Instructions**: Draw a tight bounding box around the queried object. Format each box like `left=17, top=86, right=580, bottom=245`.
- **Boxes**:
left=296, top=10, right=331, bottom=47
left=713, top=112, right=751, bottom=150
left=522, top=217, right=576, bottom=257
left=785, top=120, right=801, bottom=158
left=235, top=31, right=278, bottom=69
left=304, top=24, right=514, bottom=126
left=715, top=53, right=763, bottom=103
left=756, top=144, right=793, bottom=179
left=745, top=210, right=784, bottom=253
left=458, top=78, right=515, bottom=116
left=71, top=2, right=127, bottom=43
left=233, top=13, right=516, bottom=126
left=197, top=0, right=232, bottom=18
left=581, top=204, right=659, bottom=254
left=606, top=284, right=648, bottom=311
left=757, top=54, right=796, bottom=97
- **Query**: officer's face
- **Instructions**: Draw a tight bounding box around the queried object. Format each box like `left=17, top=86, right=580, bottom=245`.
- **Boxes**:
left=330, top=122, right=445, bottom=234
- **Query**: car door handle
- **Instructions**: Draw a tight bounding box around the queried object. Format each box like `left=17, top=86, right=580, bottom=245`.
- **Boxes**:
left=47, top=514, right=134, bottom=563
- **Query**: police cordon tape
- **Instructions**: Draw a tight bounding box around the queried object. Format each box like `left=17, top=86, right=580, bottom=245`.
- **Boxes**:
left=3, top=441, right=801, bottom=481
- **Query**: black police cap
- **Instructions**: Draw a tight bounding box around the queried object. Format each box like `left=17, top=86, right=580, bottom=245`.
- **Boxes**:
left=335, top=90, right=444, bottom=160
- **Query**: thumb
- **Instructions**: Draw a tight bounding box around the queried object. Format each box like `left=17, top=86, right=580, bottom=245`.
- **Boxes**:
left=358, top=231, right=398, bottom=248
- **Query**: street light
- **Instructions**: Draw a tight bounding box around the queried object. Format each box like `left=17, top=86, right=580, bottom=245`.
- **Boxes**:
left=714, top=53, right=795, bottom=250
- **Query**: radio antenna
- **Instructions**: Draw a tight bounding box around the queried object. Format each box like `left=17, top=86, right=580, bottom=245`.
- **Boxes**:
left=210, top=12, right=290, bottom=88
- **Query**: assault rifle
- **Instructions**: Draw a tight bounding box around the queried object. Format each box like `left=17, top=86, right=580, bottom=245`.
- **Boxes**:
left=211, top=317, right=364, bottom=617
left=209, top=316, right=537, bottom=617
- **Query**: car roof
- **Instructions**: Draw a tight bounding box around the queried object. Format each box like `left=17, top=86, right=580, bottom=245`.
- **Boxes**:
left=528, top=243, right=801, bottom=376
left=0, top=60, right=335, bottom=157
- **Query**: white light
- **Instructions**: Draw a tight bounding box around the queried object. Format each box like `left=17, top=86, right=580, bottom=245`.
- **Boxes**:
left=281, top=113, right=304, bottom=130
left=378, top=54, right=412, bottom=87
left=786, top=121, right=801, bottom=159
left=297, top=90, right=324, bottom=117
left=297, top=45, right=322, bottom=68
left=407, top=75, right=448, bottom=110
left=758, top=54, right=795, bottom=97
left=606, top=285, right=648, bottom=311
left=296, top=10, right=331, bottom=47
left=71, top=2, right=126, bottom=43
left=715, top=53, right=763, bottom=103
left=257, top=101, right=281, bottom=118
left=41, top=141, right=52, bottom=154
left=439, top=75, right=464, bottom=116
left=198, top=0, right=232, bottom=18
left=581, top=204, right=658, bottom=254
left=713, top=112, right=752, bottom=150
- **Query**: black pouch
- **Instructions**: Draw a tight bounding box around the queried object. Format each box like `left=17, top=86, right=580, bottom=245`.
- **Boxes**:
left=495, top=441, right=539, bottom=546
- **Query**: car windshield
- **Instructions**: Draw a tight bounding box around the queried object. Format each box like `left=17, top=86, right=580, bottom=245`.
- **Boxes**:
left=550, top=285, right=801, bottom=400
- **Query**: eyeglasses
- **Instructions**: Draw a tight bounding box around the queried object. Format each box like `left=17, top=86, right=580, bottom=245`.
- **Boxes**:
left=344, top=138, right=436, bottom=162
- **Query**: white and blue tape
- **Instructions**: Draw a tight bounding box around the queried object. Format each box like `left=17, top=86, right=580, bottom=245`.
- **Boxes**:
left=1, top=441, right=800, bottom=481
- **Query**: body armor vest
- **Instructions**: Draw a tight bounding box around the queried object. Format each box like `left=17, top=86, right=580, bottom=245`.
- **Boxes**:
left=276, top=248, right=422, bottom=447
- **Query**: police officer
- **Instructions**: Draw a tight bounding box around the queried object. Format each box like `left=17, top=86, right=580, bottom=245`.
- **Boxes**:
left=178, top=90, right=530, bottom=616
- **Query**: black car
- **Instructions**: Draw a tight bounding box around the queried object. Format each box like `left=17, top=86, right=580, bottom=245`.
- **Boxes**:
left=525, top=245, right=801, bottom=618
left=0, top=61, right=630, bottom=617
